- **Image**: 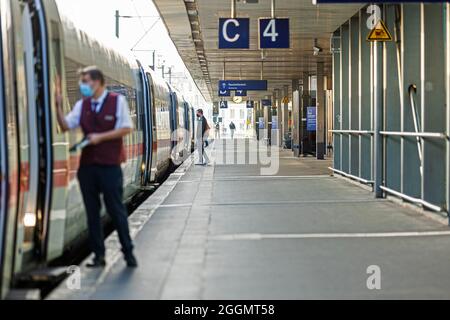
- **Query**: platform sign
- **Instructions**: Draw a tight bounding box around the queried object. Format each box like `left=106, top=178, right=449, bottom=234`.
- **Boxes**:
left=219, top=80, right=268, bottom=91
left=219, top=18, right=250, bottom=49
left=259, top=18, right=290, bottom=49
left=219, top=101, right=229, bottom=109
left=219, top=89, right=231, bottom=97
left=306, top=106, right=317, bottom=132
left=272, top=116, right=279, bottom=130
left=367, top=19, right=392, bottom=42
left=246, top=100, right=254, bottom=108
left=258, top=117, right=265, bottom=129
left=235, top=89, right=247, bottom=97
left=261, top=99, right=272, bottom=107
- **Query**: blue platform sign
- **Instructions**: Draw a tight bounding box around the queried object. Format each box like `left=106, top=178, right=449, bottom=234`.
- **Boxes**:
left=219, top=101, right=228, bottom=109
left=261, top=99, right=272, bottom=107
left=259, top=18, right=290, bottom=49
left=306, top=107, right=317, bottom=132
left=218, top=89, right=231, bottom=97
left=235, top=89, right=247, bottom=97
left=246, top=101, right=254, bottom=108
left=219, top=80, right=268, bottom=91
left=258, top=117, right=265, bottom=129
left=219, top=18, right=250, bottom=49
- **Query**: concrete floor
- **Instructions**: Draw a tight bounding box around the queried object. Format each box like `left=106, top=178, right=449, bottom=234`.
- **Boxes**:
left=49, top=138, right=450, bottom=300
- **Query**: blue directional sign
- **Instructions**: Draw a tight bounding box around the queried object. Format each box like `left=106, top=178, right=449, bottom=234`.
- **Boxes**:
left=219, top=101, right=229, bottom=109
left=218, top=89, right=231, bottom=97
left=219, top=18, right=250, bottom=49
left=259, top=18, right=290, bottom=49
left=219, top=80, right=268, bottom=91
left=306, top=107, right=317, bottom=132
left=246, top=101, right=254, bottom=108
left=261, top=99, right=272, bottom=107
left=235, top=89, right=247, bottom=97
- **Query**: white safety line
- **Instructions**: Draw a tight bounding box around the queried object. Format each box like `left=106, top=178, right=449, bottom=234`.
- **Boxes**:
left=206, top=199, right=385, bottom=206
left=159, top=203, right=193, bottom=208
left=158, top=199, right=384, bottom=208
left=211, top=230, right=450, bottom=241
left=177, top=175, right=332, bottom=183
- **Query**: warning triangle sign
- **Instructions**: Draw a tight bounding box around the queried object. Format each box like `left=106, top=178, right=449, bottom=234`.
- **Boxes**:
left=367, top=19, right=392, bottom=42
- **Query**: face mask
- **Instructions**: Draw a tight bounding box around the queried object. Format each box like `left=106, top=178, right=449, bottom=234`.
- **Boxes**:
left=79, top=83, right=94, bottom=98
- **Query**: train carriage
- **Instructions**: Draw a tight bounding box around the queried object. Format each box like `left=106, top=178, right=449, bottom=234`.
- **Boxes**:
left=0, top=0, right=193, bottom=299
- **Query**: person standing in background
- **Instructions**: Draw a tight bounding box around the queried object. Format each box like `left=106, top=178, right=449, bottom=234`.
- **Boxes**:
left=229, top=121, right=236, bottom=139
left=215, top=122, right=220, bottom=140
left=195, top=109, right=210, bottom=166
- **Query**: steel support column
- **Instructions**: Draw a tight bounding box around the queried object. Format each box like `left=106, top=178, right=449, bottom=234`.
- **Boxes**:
left=302, top=73, right=310, bottom=156
left=317, top=62, right=325, bottom=159
left=282, top=85, right=289, bottom=148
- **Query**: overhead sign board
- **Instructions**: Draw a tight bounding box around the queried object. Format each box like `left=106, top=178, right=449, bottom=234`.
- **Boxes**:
left=219, top=18, right=250, bottom=49
left=306, top=107, right=317, bottom=132
left=259, top=18, right=290, bottom=49
left=235, top=89, right=247, bottom=97
left=367, top=19, right=392, bottom=42
left=218, top=89, right=231, bottom=97
left=219, top=80, right=268, bottom=91
left=246, top=101, right=254, bottom=108
left=261, top=99, right=272, bottom=107
left=219, top=101, right=229, bottom=109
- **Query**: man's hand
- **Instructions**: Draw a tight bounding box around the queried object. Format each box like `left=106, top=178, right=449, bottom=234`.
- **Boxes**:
left=55, top=74, right=70, bottom=132
left=87, top=133, right=104, bottom=145
left=87, top=128, right=131, bottom=146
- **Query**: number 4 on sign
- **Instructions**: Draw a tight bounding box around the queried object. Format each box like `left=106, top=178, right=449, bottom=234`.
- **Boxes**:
left=264, top=19, right=279, bottom=42
left=259, top=18, right=290, bottom=49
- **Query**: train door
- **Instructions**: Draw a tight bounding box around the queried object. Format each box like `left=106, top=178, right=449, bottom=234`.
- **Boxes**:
left=137, top=64, right=152, bottom=185
left=169, top=90, right=178, bottom=144
left=13, top=0, right=53, bottom=271
left=11, top=3, right=41, bottom=271
left=0, top=1, right=12, bottom=299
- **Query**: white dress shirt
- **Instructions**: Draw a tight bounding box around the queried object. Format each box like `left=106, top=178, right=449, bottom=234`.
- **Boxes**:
left=65, top=90, right=133, bottom=130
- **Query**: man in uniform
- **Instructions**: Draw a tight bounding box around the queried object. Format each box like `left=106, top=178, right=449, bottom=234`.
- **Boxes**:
left=55, top=66, right=137, bottom=268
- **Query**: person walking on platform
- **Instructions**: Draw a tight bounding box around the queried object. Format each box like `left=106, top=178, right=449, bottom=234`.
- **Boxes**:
left=55, top=66, right=138, bottom=268
left=196, top=109, right=210, bottom=166
left=215, top=122, right=221, bottom=140
left=229, top=121, right=236, bottom=139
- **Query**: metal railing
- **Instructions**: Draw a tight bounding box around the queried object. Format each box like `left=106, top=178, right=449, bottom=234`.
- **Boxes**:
left=328, top=167, right=374, bottom=185
left=380, top=131, right=448, bottom=139
left=330, top=130, right=374, bottom=135
left=380, top=186, right=445, bottom=213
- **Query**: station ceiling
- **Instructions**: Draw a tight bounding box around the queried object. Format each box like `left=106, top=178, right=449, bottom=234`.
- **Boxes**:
left=153, top=0, right=363, bottom=103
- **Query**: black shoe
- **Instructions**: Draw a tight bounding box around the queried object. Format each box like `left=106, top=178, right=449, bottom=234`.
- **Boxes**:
left=86, top=257, right=106, bottom=268
left=125, top=253, right=138, bottom=268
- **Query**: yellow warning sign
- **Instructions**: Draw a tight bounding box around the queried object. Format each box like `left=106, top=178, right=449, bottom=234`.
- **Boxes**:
left=367, top=19, right=392, bottom=42
left=282, top=97, right=290, bottom=104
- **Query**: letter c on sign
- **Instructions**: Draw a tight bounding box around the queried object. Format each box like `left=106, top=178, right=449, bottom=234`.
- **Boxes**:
left=223, top=19, right=240, bottom=43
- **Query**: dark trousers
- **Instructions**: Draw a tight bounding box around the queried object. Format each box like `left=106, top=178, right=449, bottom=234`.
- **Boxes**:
left=77, top=165, right=133, bottom=258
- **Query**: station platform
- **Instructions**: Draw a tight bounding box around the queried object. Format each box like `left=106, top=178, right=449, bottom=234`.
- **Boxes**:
left=48, top=138, right=450, bottom=300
